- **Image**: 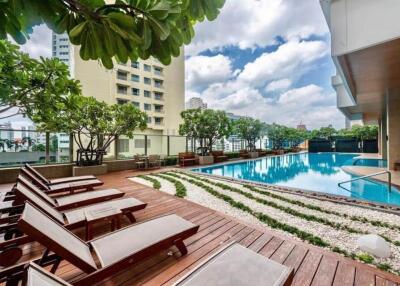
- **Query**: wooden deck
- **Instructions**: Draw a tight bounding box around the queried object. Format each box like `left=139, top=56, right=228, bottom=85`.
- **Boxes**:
left=4, top=170, right=400, bottom=285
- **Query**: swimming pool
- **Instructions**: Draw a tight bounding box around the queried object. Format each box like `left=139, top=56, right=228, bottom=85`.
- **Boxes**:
left=193, top=152, right=400, bottom=206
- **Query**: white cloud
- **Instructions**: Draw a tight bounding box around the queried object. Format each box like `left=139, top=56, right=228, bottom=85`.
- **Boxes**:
left=185, top=54, right=233, bottom=91
left=186, top=0, right=329, bottom=55
left=18, top=25, right=52, bottom=59
left=265, top=79, right=292, bottom=92
left=238, top=39, right=328, bottom=87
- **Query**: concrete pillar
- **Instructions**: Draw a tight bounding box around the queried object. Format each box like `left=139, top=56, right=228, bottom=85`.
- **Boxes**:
left=381, top=116, right=388, bottom=160
left=387, top=91, right=400, bottom=169
left=378, top=119, right=381, bottom=155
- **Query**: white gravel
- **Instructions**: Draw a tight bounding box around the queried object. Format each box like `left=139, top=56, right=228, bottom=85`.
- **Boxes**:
left=169, top=171, right=400, bottom=271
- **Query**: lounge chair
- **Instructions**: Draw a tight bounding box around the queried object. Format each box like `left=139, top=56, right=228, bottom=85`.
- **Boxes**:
left=211, top=151, right=228, bottom=163
left=174, top=242, right=294, bottom=286
left=22, top=262, right=71, bottom=286
left=20, top=167, right=103, bottom=195
left=178, top=152, right=198, bottom=167
left=148, top=154, right=162, bottom=169
left=10, top=203, right=198, bottom=286
left=25, top=163, right=97, bottom=184
left=239, top=150, right=250, bottom=159
left=0, top=182, right=146, bottom=267
left=15, top=175, right=124, bottom=211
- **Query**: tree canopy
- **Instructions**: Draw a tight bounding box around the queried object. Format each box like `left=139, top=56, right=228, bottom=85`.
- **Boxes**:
left=1, top=0, right=225, bottom=68
left=0, top=40, right=81, bottom=120
left=234, top=117, right=263, bottom=151
left=179, top=109, right=232, bottom=155
left=264, top=123, right=307, bottom=150
left=310, top=125, right=378, bottom=141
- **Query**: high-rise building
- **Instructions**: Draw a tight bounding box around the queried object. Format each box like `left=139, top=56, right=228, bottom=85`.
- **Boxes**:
left=297, top=122, right=307, bottom=131
left=51, top=32, right=184, bottom=137
left=185, top=97, right=207, bottom=110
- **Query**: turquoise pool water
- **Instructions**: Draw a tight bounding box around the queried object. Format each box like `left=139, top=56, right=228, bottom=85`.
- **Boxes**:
left=193, top=152, right=400, bottom=206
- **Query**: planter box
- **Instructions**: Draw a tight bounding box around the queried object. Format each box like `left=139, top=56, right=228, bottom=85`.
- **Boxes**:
left=198, top=155, right=214, bottom=165
left=73, top=164, right=108, bottom=176
left=248, top=151, right=259, bottom=158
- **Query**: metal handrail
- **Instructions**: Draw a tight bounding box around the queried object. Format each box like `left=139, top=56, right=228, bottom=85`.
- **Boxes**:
left=338, top=171, right=392, bottom=192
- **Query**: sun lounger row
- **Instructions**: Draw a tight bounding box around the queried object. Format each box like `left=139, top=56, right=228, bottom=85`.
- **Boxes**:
left=0, top=165, right=293, bottom=286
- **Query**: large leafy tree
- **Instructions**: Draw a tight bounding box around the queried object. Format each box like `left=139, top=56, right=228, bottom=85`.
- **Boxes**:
left=36, top=95, right=148, bottom=165
left=0, top=40, right=81, bottom=120
left=234, top=117, right=263, bottom=151
left=179, top=109, right=232, bottom=156
left=0, top=0, right=225, bottom=68
left=265, top=124, right=308, bottom=149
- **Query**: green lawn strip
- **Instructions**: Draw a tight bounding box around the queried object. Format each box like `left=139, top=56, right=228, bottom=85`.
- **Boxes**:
left=244, top=185, right=400, bottom=233
left=174, top=171, right=400, bottom=247
left=171, top=172, right=367, bottom=235
left=165, top=172, right=399, bottom=274
left=137, top=175, right=161, bottom=190
left=151, top=173, right=187, bottom=198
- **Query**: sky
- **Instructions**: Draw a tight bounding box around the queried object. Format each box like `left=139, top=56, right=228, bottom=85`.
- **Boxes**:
left=9, top=0, right=344, bottom=130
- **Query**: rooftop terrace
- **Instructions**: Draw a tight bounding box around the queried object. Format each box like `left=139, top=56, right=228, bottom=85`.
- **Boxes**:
left=3, top=169, right=400, bottom=285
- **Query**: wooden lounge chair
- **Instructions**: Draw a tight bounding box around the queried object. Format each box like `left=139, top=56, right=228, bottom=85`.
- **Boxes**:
left=21, top=167, right=103, bottom=195
left=0, top=183, right=146, bottom=267
left=174, top=242, right=294, bottom=286
left=16, top=175, right=124, bottom=211
left=178, top=152, right=199, bottom=167
left=11, top=203, right=198, bottom=286
left=25, top=163, right=97, bottom=184
left=239, top=150, right=250, bottom=159
left=22, top=262, right=72, bottom=285
left=148, top=154, right=162, bottom=169
left=211, top=151, right=228, bottom=163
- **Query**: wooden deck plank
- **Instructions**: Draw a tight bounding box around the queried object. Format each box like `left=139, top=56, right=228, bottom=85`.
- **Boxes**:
left=2, top=169, right=400, bottom=286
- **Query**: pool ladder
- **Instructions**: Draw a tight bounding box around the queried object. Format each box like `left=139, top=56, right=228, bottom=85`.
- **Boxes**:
left=338, top=170, right=392, bottom=192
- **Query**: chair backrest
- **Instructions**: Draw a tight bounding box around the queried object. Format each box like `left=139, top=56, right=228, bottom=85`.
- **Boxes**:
left=18, top=203, right=97, bottom=273
left=211, top=151, right=224, bottom=156
left=24, top=262, right=72, bottom=286
left=148, top=155, right=160, bottom=162
left=17, top=175, right=56, bottom=207
left=25, top=163, right=50, bottom=184
left=14, top=182, right=64, bottom=224
left=20, top=168, right=50, bottom=191
left=179, top=152, right=195, bottom=159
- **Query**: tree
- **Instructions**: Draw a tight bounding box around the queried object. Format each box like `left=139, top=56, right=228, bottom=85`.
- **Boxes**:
left=234, top=117, right=263, bottom=151
left=179, top=109, right=232, bottom=156
left=1, top=0, right=225, bottom=68
left=36, top=95, right=148, bottom=165
left=32, top=143, right=46, bottom=152
left=0, top=40, right=81, bottom=120
left=310, top=126, right=337, bottom=140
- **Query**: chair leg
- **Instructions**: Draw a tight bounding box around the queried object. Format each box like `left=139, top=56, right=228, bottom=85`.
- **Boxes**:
left=125, top=212, right=136, bottom=223
left=174, top=239, right=188, bottom=256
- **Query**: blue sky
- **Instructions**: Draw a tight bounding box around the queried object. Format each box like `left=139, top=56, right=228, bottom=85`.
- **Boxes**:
left=10, top=0, right=344, bottom=130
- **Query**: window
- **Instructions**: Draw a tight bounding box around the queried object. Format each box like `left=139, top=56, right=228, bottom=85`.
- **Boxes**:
left=144, top=90, right=151, bottom=98
left=147, top=116, right=152, bottom=124
left=59, top=52, right=69, bottom=55
left=154, top=79, right=163, bottom=88
left=132, top=101, right=140, bottom=108
left=144, top=77, right=151, bottom=85
left=154, top=117, right=163, bottom=125
left=144, top=64, right=151, bottom=72
left=131, top=61, right=139, bottom=68
left=154, top=105, right=163, bottom=113
left=131, top=88, right=140, bottom=96
left=117, top=71, right=127, bottom=81
left=154, top=67, right=163, bottom=76
left=118, top=139, right=129, bottom=152
left=60, top=38, right=68, bottom=42
left=154, top=92, right=163, bottom=100
left=134, top=139, right=151, bottom=148
left=117, top=99, right=128, bottom=105
left=117, top=85, right=127, bottom=94
left=59, top=45, right=68, bottom=48
left=131, top=74, right=140, bottom=82
left=144, top=103, right=151, bottom=111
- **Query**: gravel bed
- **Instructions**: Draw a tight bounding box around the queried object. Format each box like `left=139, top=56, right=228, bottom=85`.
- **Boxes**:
left=200, top=175, right=400, bottom=241
left=171, top=172, right=400, bottom=271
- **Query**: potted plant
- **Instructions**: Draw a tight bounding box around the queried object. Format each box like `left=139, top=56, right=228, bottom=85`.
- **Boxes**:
left=36, top=95, right=148, bottom=175
left=234, top=117, right=263, bottom=158
left=179, top=109, right=232, bottom=165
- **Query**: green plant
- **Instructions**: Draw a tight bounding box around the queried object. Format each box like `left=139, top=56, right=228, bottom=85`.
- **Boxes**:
left=37, top=95, right=148, bottom=166
left=356, top=253, right=374, bottom=264
left=179, top=109, right=233, bottom=156
left=137, top=175, right=161, bottom=190
left=163, top=156, right=178, bottom=166
left=153, top=173, right=186, bottom=198
left=224, top=152, right=240, bottom=159
left=1, top=0, right=225, bottom=68
left=0, top=40, right=80, bottom=120
left=234, top=118, right=263, bottom=151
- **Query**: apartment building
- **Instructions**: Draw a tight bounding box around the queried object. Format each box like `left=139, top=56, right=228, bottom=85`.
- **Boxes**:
left=52, top=32, right=185, bottom=157
left=320, top=0, right=400, bottom=169
left=186, top=97, right=207, bottom=110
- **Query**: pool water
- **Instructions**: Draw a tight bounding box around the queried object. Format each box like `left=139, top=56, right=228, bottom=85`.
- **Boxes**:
left=193, top=152, right=400, bottom=206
